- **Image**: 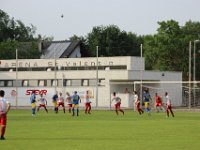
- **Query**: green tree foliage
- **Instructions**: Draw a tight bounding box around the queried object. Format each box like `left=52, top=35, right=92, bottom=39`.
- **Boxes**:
left=0, top=10, right=36, bottom=42
left=0, top=9, right=41, bottom=59
left=144, top=20, right=200, bottom=80
left=85, top=25, right=142, bottom=57
left=0, top=41, right=17, bottom=59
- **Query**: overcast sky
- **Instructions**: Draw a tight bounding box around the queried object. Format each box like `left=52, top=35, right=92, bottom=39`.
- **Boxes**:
left=1, top=0, right=200, bottom=40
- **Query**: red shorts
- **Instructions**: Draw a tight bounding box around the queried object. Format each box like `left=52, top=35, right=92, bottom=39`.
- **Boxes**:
left=136, top=104, right=140, bottom=109
left=0, top=114, right=7, bottom=126
left=57, top=102, right=64, bottom=107
left=39, top=104, right=46, bottom=108
left=68, top=104, right=72, bottom=108
left=85, top=103, right=91, bottom=108
left=167, top=105, right=172, bottom=109
left=115, top=103, right=121, bottom=109
left=156, top=103, right=162, bottom=107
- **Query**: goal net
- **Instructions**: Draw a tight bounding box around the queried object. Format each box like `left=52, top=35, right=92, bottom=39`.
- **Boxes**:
left=134, top=81, right=200, bottom=108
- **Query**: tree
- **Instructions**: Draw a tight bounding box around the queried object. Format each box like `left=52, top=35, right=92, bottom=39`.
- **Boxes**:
left=85, top=25, right=142, bottom=57
left=0, top=9, right=36, bottom=42
left=0, top=9, right=43, bottom=59
left=144, top=20, right=200, bottom=80
left=0, top=41, right=17, bottom=59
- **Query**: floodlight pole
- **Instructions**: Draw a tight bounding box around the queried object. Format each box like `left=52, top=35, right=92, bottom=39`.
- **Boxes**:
left=54, top=48, right=57, bottom=93
left=189, top=41, right=192, bottom=110
left=15, top=49, right=18, bottom=108
left=140, top=44, right=143, bottom=107
left=96, top=46, right=99, bottom=108
left=193, top=40, right=200, bottom=106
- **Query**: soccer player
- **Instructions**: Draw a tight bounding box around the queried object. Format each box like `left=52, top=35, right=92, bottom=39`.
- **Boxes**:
left=143, top=89, right=152, bottom=116
left=37, top=93, right=48, bottom=113
left=56, top=92, right=65, bottom=113
left=72, top=91, right=81, bottom=116
left=154, top=93, right=165, bottom=113
left=112, top=92, right=124, bottom=115
left=0, top=90, right=11, bottom=140
left=84, top=90, right=91, bottom=114
left=30, top=90, right=36, bottom=116
left=165, top=92, right=175, bottom=117
left=66, top=92, right=72, bottom=113
left=52, top=91, right=58, bottom=113
left=133, top=91, right=143, bottom=115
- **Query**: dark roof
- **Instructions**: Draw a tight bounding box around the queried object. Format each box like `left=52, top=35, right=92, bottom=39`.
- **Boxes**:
left=41, top=40, right=81, bottom=59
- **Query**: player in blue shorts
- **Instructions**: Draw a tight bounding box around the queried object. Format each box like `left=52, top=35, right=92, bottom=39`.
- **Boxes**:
left=72, top=91, right=81, bottom=116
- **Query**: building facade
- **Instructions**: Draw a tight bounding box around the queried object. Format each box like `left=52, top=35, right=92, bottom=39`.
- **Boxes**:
left=0, top=56, right=182, bottom=108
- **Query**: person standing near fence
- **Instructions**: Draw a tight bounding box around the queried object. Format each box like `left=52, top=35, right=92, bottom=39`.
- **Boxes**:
left=165, top=92, right=175, bottom=117
left=0, top=90, right=11, bottom=140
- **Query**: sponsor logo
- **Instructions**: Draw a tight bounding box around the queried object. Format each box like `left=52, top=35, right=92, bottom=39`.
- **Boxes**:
left=26, top=90, right=47, bottom=95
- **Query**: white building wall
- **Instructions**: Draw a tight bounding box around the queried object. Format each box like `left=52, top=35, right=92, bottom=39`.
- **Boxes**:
left=0, top=56, right=183, bottom=108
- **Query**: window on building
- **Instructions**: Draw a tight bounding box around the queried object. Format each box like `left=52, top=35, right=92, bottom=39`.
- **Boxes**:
left=71, top=80, right=81, bottom=86
left=13, top=80, right=22, bottom=87
left=5, top=80, right=13, bottom=87
left=57, top=80, right=63, bottom=87
left=0, top=81, right=4, bottom=87
left=65, top=80, right=71, bottom=86
left=99, top=79, right=105, bottom=86
left=38, top=80, right=47, bottom=87
left=51, top=80, right=58, bottom=86
left=22, top=80, right=29, bottom=87
left=82, top=79, right=89, bottom=86
left=89, top=79, right=97, bottom=86
left=29, top=80, right=38, bottom=87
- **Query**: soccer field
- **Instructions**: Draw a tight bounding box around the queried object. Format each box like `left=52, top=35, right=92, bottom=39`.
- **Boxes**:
left=1, top=109, right=200, bottom=150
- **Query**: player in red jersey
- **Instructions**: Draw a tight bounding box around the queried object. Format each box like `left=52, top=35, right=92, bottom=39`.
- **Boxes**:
left=165, top=92, right=175, bottom=117
left=37, top=93, right=48, bottom=113
left=0, top=90, right=11, bottom=140
left=56, top=92, right=65, bottom=113
left=66, top=92, right=72, bottom=113
left=133, top=91, right=144, bottom=115
left=154, top=93, right=165, bottom=113
left=112, top=92, right=124, bottom=115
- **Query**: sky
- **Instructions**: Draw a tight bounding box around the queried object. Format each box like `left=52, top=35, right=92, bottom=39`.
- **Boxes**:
left=1, top=0, right=200, bottom=41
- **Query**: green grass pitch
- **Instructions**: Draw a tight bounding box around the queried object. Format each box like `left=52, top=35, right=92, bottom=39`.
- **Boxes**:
left=1, top=109, right=200, bottom=150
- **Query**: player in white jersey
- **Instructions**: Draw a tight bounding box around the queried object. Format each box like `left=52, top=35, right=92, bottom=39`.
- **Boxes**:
left=66, top=92, right=72, bottom=113
left=84, top=90, right=91, bottom=114
left=112, top=92, right=124, bottom=115
left=56, top=92, right=65, bottom=113
left=0, top=90, right=11, bottom=140
left=37, top=93, right=48, bottom=113
left=165, top=92, right=174, bottom=117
